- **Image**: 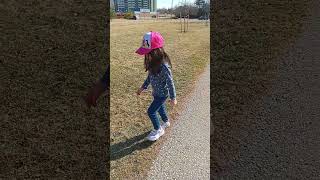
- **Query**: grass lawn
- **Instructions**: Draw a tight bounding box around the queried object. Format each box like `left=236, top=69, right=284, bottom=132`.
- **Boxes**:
left=1, top=1, right=108, bottom=178
left=210, top=0, right=311, bottom=175
left=110, top=19, right=210, bottom=179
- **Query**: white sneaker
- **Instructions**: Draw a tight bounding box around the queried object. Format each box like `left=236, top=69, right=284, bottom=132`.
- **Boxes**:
left=161, top=121, right=170, bottom=129
left=146, top=127, right=165, bottom=141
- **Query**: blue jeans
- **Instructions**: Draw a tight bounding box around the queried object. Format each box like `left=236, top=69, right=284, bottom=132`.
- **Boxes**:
left=147, top=96, right=169, bottom=130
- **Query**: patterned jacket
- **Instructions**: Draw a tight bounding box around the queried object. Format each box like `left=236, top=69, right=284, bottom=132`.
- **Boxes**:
left=142, top=63, right=176, bottom=99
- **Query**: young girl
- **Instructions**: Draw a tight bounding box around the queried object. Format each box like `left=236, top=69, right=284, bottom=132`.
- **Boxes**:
left=136, top=31, right=177, bottom=141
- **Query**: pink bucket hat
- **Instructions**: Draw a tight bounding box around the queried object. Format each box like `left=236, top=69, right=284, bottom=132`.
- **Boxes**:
left=135, top=31, right=164, bottom=55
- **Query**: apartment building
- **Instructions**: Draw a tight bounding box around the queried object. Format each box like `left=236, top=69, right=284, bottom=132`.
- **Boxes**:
left=114, top=0, right=157, bottom=12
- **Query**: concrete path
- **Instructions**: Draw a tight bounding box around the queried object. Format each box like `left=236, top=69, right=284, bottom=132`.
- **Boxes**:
left=147, top=66, right=210, bottom=180
left=217, top=1, right=320, bottom=179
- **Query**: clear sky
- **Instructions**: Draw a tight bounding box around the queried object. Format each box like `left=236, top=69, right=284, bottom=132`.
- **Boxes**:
left=157, top=0, right=194, bottom=9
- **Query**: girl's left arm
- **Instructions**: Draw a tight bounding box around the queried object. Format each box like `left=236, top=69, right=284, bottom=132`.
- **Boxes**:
left=164, top=66, right=176, bottom=100
left=100, top=65, right=110, bottom=91
left=141, top=73, right=151, bottom=89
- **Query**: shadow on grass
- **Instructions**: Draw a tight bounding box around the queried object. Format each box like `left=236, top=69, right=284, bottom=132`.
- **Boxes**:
left=110, top=131, right=155, bottom=161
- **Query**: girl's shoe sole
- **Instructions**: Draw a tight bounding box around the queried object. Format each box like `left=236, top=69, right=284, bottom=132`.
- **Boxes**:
left=146, top=130, right=165, bottom=141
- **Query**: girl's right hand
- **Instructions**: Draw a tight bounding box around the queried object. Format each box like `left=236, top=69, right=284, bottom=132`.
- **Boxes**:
left=169, top=98, right=177, bottom=106
left=84, top=81, right=105, bottom=108
left=136, top=87, right=144, bottom=95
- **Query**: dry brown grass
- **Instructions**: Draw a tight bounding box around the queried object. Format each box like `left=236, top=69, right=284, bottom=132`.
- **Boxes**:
left=1, top=1, right=108, bottom=178
left=110, top=20, right=209, bottom=179
left=210, top=0, right=311, bottom=176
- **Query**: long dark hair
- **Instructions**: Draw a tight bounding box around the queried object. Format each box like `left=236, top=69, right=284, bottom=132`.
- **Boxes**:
left=144, top=48, right=172, bottom=74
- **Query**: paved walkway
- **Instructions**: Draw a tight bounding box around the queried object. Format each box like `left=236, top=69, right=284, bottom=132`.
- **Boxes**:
left=147, top=66, right=210, bottom=180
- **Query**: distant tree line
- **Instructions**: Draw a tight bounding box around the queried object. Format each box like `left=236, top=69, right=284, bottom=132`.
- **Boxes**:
left=110, top=9, right=134, bottom=19
left=157, top=0, right=209, bottom=19
left=109, top=0, right=210, bottom=19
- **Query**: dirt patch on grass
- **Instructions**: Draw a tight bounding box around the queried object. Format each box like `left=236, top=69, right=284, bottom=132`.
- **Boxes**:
left=110, top=20, right=210, bottom=179
left=1, top=1, right=108, bottom=178
left=211, top=0, right=311, bottom=176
